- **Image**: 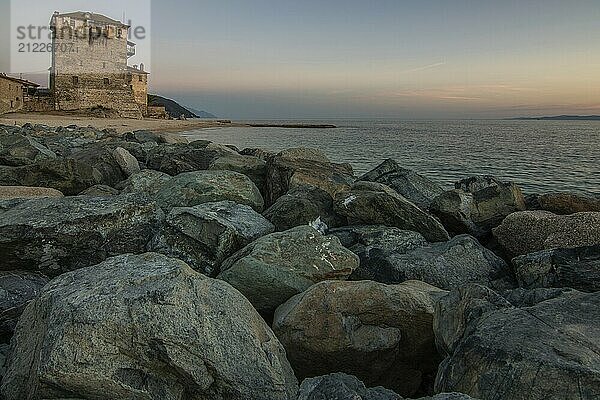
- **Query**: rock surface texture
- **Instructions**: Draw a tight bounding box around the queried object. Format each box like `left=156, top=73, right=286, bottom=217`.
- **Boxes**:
left=492, top=211, right=600, bottom=257
left=334, top=181, right=450, bottom=242
left=1, top=253, right=299, bottom=400
left=434, top=284, right=600, bottom=399
left=218, top=226, right=359, bottom=314
left=273, top=280, right=446, bottom=396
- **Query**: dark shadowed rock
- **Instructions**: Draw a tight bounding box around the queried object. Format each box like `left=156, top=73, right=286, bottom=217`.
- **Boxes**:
left=492, top=211, right=600, bottom=258
left=117, top=169, right=172, bottom=196
left=240, top=147, right=276, bottom=161
left=123, top=130, right=189, bottom=144
left=0, top=271, right=49, bottom=342
left=273, top=280, right=446, bottom=397
left=0, top=194, right=163, bottom=276
left=218, top=226, right=359, bottom=314
left=266, top=148, right=355, bottom=206
left=334, top=181, right=450, bottom=242
left=145, top=142, right=229, bottom=175
left=156, top=201, right=275, bottom=276
left=79, top=184, right=120, bottom=196
left=0, top=132, right=56, bottom=166
left=0, top=158, right=100, bottom=195
left=430, top=176, right=526, bottom=238
left=434, top=285, right=600, bottom=399
left=359, top=159, right=444, bottom=209
left=209, top=154, right=267, bottom=195
left=264, top=185, right=346, bottom=231
left=71, top=144, right=127, bottom=187
left=155, top=170, right=264, bottom=212
left=512, top=245, right=600, bottom=292
left=533, top=192, right=600, bottom=215
left=1, top=253, right=298, bottom=400
left=366, top=235, right=516, bottom=290
left=297, top=373, right=401, bottom=400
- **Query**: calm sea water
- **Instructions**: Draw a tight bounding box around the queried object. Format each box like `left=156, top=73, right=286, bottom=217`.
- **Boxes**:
left=182, top=120, right=600, bottom=196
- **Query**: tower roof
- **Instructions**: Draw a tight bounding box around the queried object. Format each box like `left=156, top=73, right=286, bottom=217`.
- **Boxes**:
left=52, top=11, right=129, bottom=28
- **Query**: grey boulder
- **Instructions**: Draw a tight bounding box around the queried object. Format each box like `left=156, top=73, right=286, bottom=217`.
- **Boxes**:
left=430, top=176, right=526, bottom=238
left=533, top=192, right=600, bottom=215
left=264, top=184, right=346, bottom=231
left=0, top=131, right=56, bottom=166
left=492, top=211, right=600, bottom=257
left=0, top=270, right=49, bottom=342
left=334, top=181, right=450, bottom=242
left=1, top=253, right=298, bottom=400
left=297, top=373, right=401, bottom=400
left=155, top=170, right=264, bottom=212
left=512, top=244, right=600, bottom=292
left=273, top=280, right=446, bottom=396
left=362, top=234, right=514, bottom=290
left=117, top=169, right=172, bottom=196
left=0, top=194, right=163, bottom=276
left=209, top=154, right=267, bottom=195
left=156, top=201, right=275, bottom=276
left=359, top=159, right=444, bottom=209
left=218, top=226, right=359, bottom=314
left=434, top=284, right=600, bottom=399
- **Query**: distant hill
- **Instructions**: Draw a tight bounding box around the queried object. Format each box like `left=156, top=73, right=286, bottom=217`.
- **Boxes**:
left=510, top=115, right=600, bottom=121
left=147, top=94, right=198, bottom=118
left=186, top=106, right=217, bottom=119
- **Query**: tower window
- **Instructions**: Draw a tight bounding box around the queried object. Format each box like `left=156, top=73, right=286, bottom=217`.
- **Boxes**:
left=103, top=78, right=110, bottom=85
left=72, top=76, right=79, bottom=85
left=139, top=75, right=143, bottom=82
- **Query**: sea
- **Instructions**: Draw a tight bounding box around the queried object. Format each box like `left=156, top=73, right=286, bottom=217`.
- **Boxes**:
left=182, top=119, right=600, bottom=196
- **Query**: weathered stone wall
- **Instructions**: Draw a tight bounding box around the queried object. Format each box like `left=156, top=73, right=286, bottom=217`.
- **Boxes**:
left=50, top=15, right=145, bottom=119
left=0, top=77, right=23, bottom=114
left=129, top=71, right=148, bottom=116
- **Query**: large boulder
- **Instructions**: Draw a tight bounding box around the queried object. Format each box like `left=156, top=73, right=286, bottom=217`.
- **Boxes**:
left=70, top=144, right=128, bottom=187
left=358, top=234, right=514, bottom=290
left=79, top=184, right=120, bottom=196
left=156, top=201, right=275, bottom=276
left=113, top=146, right=141, bottom=177
left=218, top=226, right=359, bottom=314
left=0, top=270, right=49, bottom=342
left=0, top=158, right=100, bottom=195
left=273, top=280, right=446, bottom=396
left=359, top=159, right=444, bottom=209
left=1, top=253, right=298, bottom=400
left=430, top=176, right=526, bottom=238
left=532, top=192, right=600, bottom=215
left=297, top=373, right=401, bottom=400
left=264, top=185, right=346, bottom=231
left=209, top=154, right=267, bottom=195
left=0, top=185, right=63, bottom=200
left=434, top=285, right=600, bottom=399
left=155, top=170, right=264, bottom=212
left=334, top=181, right=450, bottom=242
left=492, top=211, right=600, bottom=258
left=0, top=131, right=56, bottom=166
left=512, top=245, right=600, bottom=292
left=117, top=169, right=172, bottom=196
left=145, top=142, right=229, bottom=175
left=123, top=130, right=189, bottom=144
left=0, top=194, right=163, bottom=276
left=266, top=148, right=355, bottom=206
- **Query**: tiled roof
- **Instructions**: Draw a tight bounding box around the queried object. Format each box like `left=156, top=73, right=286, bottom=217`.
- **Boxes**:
left=0, top=74, right=40, bottom=87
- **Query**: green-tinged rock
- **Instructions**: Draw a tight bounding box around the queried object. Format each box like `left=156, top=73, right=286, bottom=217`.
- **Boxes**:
left=0, top=194, right=163, bottom=276
left=155, top=170, right=264, bottom=212
left=334, top=181, right=450, bottom=242
left=156, top=201, right=275, bottom=276
left=1, top=253, right=298, bottom=400
left=218, top=226, right=359, bottom=314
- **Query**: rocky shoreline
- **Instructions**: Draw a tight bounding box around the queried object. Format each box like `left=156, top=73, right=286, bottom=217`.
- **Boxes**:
left=0, top=123, right=599, bottom=400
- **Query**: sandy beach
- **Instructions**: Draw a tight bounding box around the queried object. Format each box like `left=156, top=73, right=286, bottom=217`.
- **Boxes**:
left=0, top=112, right=240, bottom=134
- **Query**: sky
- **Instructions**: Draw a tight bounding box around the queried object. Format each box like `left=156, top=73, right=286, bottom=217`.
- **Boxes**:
left=3, top=0, right=600, bottom=119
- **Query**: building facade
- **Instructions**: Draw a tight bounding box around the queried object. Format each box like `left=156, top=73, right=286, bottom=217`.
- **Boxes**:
left=50, top=11, right=148, bottom=118
left=0, top=74, right=39, bottom=115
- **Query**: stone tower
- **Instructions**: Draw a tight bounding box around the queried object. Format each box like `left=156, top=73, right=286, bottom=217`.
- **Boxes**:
left=50, top=11, right=148, bottom=118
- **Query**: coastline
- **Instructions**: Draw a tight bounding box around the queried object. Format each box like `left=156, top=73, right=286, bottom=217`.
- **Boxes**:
left=0, top=112, right=243, bottom=134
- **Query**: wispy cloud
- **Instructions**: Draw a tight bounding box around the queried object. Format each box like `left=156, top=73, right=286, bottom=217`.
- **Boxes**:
left=400, top=61, right=447, bottom=74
